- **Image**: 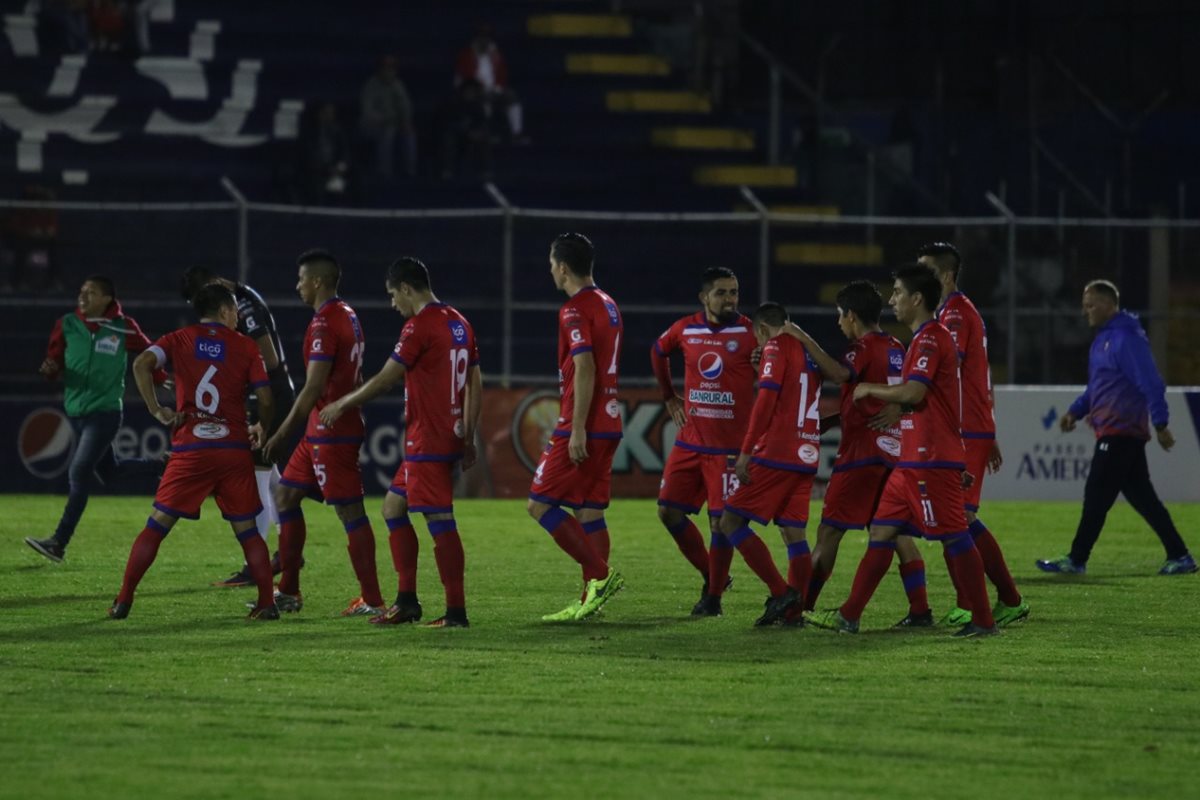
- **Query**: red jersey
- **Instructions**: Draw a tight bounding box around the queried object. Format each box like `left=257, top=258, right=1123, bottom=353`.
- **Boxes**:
left=555, top=286, right=623, bottom=439
left=741, top=334, right=823, bottom=473
left=835, top=330, right=906, bottom=470
left=937, top=291, right=995, bottom=439
left=652, top=312, right=758, bottom=454
left=304, top=297, right=366, bottom=443
left=897, top=320, right=965, bottom=469
left=390, top=302, right=479, bottom=461
left=149, top=323, right=268, bottom=451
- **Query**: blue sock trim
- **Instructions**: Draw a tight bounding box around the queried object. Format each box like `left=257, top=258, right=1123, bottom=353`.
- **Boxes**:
left=538, top=507, right=569, bottom=534
left=968, top=519, right=988, bottom=538
left=385, top=515, right=412, bottom=531
left=146, top=517, right=171, bottom=536
left=709, top=532, right=733, bottom=549
left=236, top=526, right=260, bottom=543
left=278, top=508, right=303, bottom=524
left=427, top=518, right=457, bottom=537
left=728, top=526, right=755, bottom=548
left=666, top=519, right=689, bottom=536
left=867, top=540, right=897, bottom=551
left=945, top=533, right=975, bottom=557
left=342, top=516, right=369, bottom=534
left=581, top=518, right=607, bottom=534
left=786, top=540, right=810, bottom=559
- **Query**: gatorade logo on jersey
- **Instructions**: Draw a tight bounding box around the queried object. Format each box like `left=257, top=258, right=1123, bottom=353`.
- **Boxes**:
left=698, top=352, right=724, bottom=380
left=448, top=320, right=467, bottom=344
left=18, top=407, right=76, bottom=479
left=195, top=337, right=226, bottom=362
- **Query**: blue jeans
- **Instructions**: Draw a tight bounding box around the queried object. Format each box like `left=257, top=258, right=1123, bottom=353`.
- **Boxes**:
left=53, top=410, right=159, bottom=546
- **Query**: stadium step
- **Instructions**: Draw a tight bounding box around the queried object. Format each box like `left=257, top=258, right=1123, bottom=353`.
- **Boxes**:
left=606, top=90, right=712, bottom=113
left=651, top=126, right=754, bottom=151
left=528, top=14, right=632, bottom=38
left=693, top=165, right=796, bottom=188
left=774, top=242, right=884, bottom=266
left=565, top=53, right=671, bottom=76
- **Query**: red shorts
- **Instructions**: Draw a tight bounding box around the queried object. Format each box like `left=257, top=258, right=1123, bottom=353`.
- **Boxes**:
left=724, top=462, right=815, bottom=528
left=657, top=446, right=738, bottom=518
left=280, top=438, right=364, bottom=505
left=389, top=459, right=455, bottom=513
left=872, top=467, right=969, bottom=539
left=962, top=437, right=993, bottom=511
left=154, top=448, right=261, bottom=521
left=529, top=436, right=619, bottom=510
left=820, top=463, right=891, bottom=530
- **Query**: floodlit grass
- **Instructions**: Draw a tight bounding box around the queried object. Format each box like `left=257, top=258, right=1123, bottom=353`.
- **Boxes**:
left=2, top=496, right=1198, bottom=799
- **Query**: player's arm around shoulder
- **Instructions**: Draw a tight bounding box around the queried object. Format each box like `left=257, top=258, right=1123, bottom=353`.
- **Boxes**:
left=781, top=321, right=850, bottom=384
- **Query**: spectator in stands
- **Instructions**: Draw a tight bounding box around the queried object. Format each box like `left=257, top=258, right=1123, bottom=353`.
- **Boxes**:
left=5, top=185, right=61, bottom=293
left=455, top=22, right=527, bottom=143
left=301, top=103, right=352, bottom=203
left=359, top=55, right=416, bottom=181
left=88, top=0, right=128, bottom=53
left=439, top=78, right=492, bottom=180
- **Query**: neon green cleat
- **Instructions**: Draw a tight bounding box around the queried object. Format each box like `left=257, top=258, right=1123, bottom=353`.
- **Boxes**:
left=803, top=608, right=859, bottom=633
left=938, top=606, right=971, bottom=627
left=991, top=599, right=1031, bottom=626
left=575, top=569, right=625, bottom=620
left=542, top=601, right=583, bottom=622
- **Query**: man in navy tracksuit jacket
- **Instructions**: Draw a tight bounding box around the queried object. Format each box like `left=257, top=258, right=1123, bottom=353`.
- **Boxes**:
left=1037, top=279, right=1195, bottom=575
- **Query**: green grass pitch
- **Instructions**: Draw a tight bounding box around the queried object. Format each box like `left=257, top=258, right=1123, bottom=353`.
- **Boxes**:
left=2, top=495, right=1198, bottom=799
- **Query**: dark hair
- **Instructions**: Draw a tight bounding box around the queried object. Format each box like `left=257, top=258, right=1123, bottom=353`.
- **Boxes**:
left=1084, top=279, right=1120, bottom=305
left=700, top=266, right=737, bottom=292
left=752, top=302, right=788, bottom=328
left=894, top=262, right=943, bottom=313
left=386, top=256, right=431, bottom=292
left=551, top=232, right=594, bottom=278
left=917, top=241, right=962, bottom=280
left=297, top=248, right=341, bottom=287
left=180, top=265, right=217, bottom=302
left=192, top=283, right=237, bottom=319
left=83, top=274, right=115, bottom=299
left=835, top=280, right=883, bottom=324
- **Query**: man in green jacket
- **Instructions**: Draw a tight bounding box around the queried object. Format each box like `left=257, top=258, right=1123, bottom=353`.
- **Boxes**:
left=25, top=276, right=164, bottom=562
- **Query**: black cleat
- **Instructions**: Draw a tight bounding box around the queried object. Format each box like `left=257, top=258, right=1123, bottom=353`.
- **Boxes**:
left=211, top=568, right=254, bottom=587
left=247, top=604, right=281, bottom=621
left=894, top=610, right=935, bottom=628
left=108, top=598, right=131, bottom=619
left=370, top=595, right=423, bottom=626
left=691, top=593, right=723, bottom=617
left=25, top=536, right=65, bottom=563
left=952, top=622, right=1000, bottom=639
left=425, top=608, right=469, bottom=628
left=754, top=588, right=800, bottom=627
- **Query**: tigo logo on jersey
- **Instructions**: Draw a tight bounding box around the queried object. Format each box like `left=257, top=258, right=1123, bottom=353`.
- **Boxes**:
left=18, top=407, right=76, bottom=479
left=889, top=349, right=904, bottom=373
left=195, top=338, right=226, bottom=362
left=698, top=352, right=724, bottom=380
left=448, top=321, right=467, bottom=344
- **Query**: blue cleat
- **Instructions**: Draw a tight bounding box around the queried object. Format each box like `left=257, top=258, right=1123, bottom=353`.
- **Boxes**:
left=1035, top=555, right=1086, bottom=574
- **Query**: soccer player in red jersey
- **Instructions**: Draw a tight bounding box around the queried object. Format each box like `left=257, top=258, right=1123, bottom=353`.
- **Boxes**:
left=710, top=302, right=820, bottom=626
left=526, top=233, right=625, bottom=622
left=320, top=257, right=481, bottom=628
left=651, top=267, right=758, bottom=615
left=109, top=284, right=277, bottom=620
left=262, top=249, right=386, bottom=617
left=919, top=242, right=1028, bottom=626
left=806, top=264, right=997, bottom=637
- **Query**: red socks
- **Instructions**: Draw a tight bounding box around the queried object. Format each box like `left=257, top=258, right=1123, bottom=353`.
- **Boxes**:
left=116, top=518, right=170, bottom=603
left=666, top=517, right=710, bottom=577
left=386, top=515, right=419, bottom=593
left=428, top=519, right=466, bottom=608
left=785, top=539, right=812, bottom=608
left=728, top=526, right=788, bottom=597
left=538, top=507, right=607, bottom=581
left=971, top=520, right=1022, bottom=607
left=343, top=515, right=385, bottom=608
left=945, top=535, right=995, bottom=628
left=238, top=529, right=274, bottom=609
left=840, top=541, right=896, bottom=621
left=277, top=507, right=307, bottom=596
left=707, top=533, right=735, bottom=596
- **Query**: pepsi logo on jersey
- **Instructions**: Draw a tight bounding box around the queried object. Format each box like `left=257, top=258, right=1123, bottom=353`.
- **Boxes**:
left=698, top=352, right=724, bottom=380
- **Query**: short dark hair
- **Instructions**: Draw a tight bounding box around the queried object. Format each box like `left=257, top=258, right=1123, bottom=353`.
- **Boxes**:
left=835, top=280, right=883, bottom=324
left=386, top=256, right=431, bottom=292
left=1084, top=279, right=1120, bottom=305
left=297, top=248, right=341, bottom=287
left=894, top=263, right=943, bottom=313
left=180, top=265, right=217, bottom=302
left=551, top=233, right=594, bottom=278
left=83, top=274, right=115, bottom=299
left=700, top=266, right=737, bottom=292
left=752, top=302, right=788, bottom=328
left=192, top=283, right=237, bottom=319
left=918, top=241, right=962, bottom=280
